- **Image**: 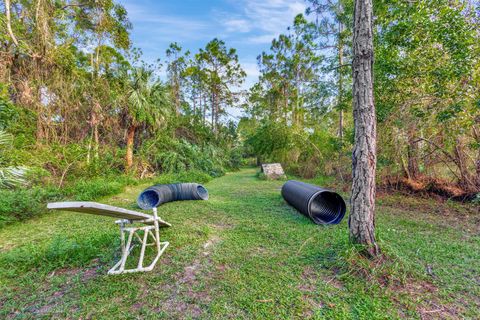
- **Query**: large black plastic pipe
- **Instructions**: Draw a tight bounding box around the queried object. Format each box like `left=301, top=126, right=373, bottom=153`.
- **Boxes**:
left=137, top=183, right=209, bottom=210
left=281, top=180, right=346, bottom=225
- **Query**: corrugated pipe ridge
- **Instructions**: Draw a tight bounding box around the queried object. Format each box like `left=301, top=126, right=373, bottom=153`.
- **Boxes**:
left=137, top=183, right=209, bottom=210
left=281, top=180, right=346, bottom=225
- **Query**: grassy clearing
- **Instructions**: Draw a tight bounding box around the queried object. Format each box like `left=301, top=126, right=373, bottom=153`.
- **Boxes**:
left=0, top=168, right=478, bottom=319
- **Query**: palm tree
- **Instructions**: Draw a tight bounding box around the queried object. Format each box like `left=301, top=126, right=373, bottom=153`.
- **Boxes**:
left=123, top=67, right=171, bottom=172
left=0, top=130, right=26, bottom=188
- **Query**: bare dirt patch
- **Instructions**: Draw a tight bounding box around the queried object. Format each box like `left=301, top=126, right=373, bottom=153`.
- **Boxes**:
left=389, top=279, right=461, bottom=320
left=297, top=266, right=340, bottom=317
left=160, top=234, right=221, bottom=318
left=25, top=264, right=100, bottom=317
left=336, top=252, right=462, bottom=319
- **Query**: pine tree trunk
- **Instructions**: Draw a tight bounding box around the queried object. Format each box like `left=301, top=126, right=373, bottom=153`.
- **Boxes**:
left=125, top=124, right=136, bottom=172
left=203, top=95, right=207, bottom=125
left=193, top=91, right=197, bottom=116
left=349, top=0, right=379, bottom=257
left=338, top=15, right=344, bottom=142
left=214, top=90, right=219, bottom=134
left=211, top=92, right=215, bottom=132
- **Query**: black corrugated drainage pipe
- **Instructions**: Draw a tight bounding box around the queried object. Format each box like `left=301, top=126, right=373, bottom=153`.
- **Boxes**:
left=281, top=180, right=346, bottom=225
left=137, top=183, right=209, bottom=210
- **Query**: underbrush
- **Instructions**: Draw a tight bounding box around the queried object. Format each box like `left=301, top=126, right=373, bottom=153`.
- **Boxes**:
left=329, top=243, right=411, bottom=288
left=0, top=170, right=213, bottom=228
left=381, top=175, right=479, bottom=202
left=140, top=138, right=241, bottom=178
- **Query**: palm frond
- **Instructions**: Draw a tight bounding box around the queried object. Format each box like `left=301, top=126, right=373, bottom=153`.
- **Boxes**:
left=0, top=166, right=27, bottom=189
left=126, top=67, right=172, bottom=127
left=0, top=130, right=12, bottom=147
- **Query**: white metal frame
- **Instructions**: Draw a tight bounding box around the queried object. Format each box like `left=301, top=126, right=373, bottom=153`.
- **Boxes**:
left=108, top=208, right=169, bottom=275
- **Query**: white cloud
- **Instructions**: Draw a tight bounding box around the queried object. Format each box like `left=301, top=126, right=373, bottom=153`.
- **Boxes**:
left=242, top=0, right=306, bottom=34
left=123, top=3, right=211, bottom=41
left=220, top=0, right=307, bottom=44
left=241, top=61, right=260, bottom=78
left=246, top=34, right=277, bottom=44
left=238, top=60, right=260, bottom=92
left=223, top=18, right=252, bottom=33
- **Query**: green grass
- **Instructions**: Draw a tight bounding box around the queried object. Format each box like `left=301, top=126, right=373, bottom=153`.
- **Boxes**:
left=0, top=168, right=478, bottom=319
left=0, top=169, right=212, bottom=227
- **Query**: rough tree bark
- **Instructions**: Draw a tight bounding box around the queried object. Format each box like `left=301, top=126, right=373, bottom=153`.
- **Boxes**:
left=125, top=124, right=136, bottom=172
left=349, top=0, right=380, bottom=257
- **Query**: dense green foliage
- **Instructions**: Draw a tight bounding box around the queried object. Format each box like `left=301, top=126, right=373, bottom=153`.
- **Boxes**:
left=0, top=170, right=212, bottom=227
left=242, top=0, right=480, bottom=194
left=1, top=1, right=478, bottom=221
left=0, top=1, right=247, bottom=225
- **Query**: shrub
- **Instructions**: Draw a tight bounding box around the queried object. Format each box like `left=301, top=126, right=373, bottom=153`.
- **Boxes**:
left=146, top=138, right=232, bottom=177
left=0, top=170, right=213, bottom=228
left=62, top=178, right=125, bottom=201
left=0, top=176, right=135, bottom=228
left=175, top=170, right=212, bottom=184
left=0, top=187, right=59, bottom=225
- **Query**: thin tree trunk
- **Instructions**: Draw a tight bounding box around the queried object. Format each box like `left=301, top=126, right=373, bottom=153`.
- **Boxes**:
left=211, top=90, right=216, bottom=132
left=203, top=94, right=207, bottom=126
left=284, top=85, right=288, bottom=122
left=214, top=88, right=219, bottom=134
left=454, top=137, right=475, bottom=191
left=93, top=124, right=99, bottom=160
left=125, top=124, right=136, bottom=172
left=86, top=132, right=92, bottom=165
left=338, top=15, right=344, bottom=142
left=474, top=127, right=480, bottom=188
left=4, top=0, right=19, bottom=46
left=407, top=129, right=420, bottom=179
left=349, top=0, right=379, bottom=257
left=193, top=90, right=197, bottom=116
left=174, top=78, right=180, bottom=116
left=36, top=111, right=44, bottom=142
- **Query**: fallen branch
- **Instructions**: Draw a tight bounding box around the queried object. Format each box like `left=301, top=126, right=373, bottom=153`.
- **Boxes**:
left=256, top=299, right=273, bottom=303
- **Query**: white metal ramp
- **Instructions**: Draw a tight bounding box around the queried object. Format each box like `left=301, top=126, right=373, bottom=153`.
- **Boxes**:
left=47, top=202, right=171, bottom=275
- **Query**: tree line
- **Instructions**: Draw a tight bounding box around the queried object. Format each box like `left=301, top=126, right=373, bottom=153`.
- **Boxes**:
left=1, top=0, right=245, bottom=184
left=241, top=0, right=480, bottom=197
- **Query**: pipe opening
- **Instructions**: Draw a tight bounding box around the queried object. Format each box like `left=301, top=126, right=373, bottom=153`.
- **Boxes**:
left=196, top=185, right=209, bottom=200
left=137, top=190, right=160, bottom=210
left=309, top=191, right=346, bottom=224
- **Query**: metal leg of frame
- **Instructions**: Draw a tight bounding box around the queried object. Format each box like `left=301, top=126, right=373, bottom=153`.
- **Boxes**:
left=108, top=208, right=169, bottom=275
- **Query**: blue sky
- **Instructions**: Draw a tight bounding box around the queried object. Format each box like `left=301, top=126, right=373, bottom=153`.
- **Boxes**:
left=119, top=0, right=308, bottom=90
